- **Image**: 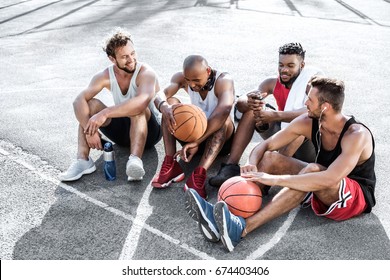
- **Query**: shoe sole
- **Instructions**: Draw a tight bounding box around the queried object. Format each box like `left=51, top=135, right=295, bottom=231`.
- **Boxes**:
left=127, top=176, right=143, bottom=182
left=214, top=202, right=235, bottom=252
left=183, top=184, right=207, bottom=199
left=184, top=190, right=220, bottom=243
left=126, top=163, right=145, bottom=180
left=59, top=165, right=96, bottom=182
left=151, top=173, right=185, bottom=188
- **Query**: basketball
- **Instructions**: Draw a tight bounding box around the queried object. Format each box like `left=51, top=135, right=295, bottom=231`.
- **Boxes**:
left=172, top=104, right=207, bottom=142
left=218, top=176, right=262, bottom=218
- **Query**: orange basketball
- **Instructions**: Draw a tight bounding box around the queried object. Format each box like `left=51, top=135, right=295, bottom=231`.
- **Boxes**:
left=218, top=176, right=262, bottom=218
left=172, top=104, right=207, bottom=142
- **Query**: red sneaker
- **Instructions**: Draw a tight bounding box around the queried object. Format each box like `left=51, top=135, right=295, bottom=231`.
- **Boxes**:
left=152, top=155, right=185, bottom=188
left=184, top=166, right=207, bottom=199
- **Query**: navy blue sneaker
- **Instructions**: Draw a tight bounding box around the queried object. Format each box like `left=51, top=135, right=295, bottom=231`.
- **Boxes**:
left=214, top=201, right=246, bottom=252
left=185, top=189, right=220, bottom=242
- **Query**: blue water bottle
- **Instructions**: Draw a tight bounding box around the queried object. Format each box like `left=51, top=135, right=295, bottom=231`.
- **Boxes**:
left=103, top=142, right=116, bottom=181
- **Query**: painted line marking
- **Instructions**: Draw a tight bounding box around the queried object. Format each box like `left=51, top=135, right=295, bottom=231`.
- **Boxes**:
left=0, top=141, right=214, bottom=260
left=1, top=87, right=83, bottom=94
left=0, top=148, right=10, bottom=156
left=245, top=208, right=299, bottom=259
left=119, top=183, right=154, bottom=260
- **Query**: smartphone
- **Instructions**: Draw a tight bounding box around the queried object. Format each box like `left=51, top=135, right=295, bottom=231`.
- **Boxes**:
left=252, top=94, right=264, bottom=100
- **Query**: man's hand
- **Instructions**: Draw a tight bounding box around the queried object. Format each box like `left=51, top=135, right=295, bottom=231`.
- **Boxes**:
left=240, top=163, right=258, bottom=174
left=241, top=171, right=278, bottom=186
left=85, top=132, right=103, bottom=150
left=161, top=103, right=181, bottom=135
left=85, top=111, right=107, bottom=136
left=253, top=109, right=276, bottom=127
left=175, top=142, right=199, bottom=162
left=247, top=90, right=266, bottom=111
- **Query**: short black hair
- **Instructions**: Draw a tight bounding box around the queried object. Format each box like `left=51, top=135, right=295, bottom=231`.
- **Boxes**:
left=279, top=43, right=305, bottom=60
left=183, top=55, right=208, bottom=70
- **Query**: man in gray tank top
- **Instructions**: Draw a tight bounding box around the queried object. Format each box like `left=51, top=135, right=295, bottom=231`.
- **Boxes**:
left=59, top=28, right=162, bottom=182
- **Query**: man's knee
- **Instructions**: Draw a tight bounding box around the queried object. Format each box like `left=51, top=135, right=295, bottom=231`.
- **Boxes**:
left=86, top=98, right=106, bottom=115
left=167, top=97, right=181, bottom=105
left=236, top=95, right=250, bottom=113
left=257, top=151, right=278, bottom=171
left=130, top=108, right=150, bottom=122
left=299, top=163, right=324, bottom=174
left=263, top=151, right=279, bottom=162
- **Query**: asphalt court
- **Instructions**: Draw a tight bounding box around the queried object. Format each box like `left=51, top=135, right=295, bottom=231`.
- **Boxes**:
left=1, top=0, right=390, bottom=262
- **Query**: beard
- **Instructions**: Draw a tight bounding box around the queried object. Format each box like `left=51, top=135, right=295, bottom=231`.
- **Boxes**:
left=280, top=68, right=301, bottom=88
left=308, top=112, right=317, bottom=119
left=116, top=60, right=136, bottom=74
left=308, top=107, right=321, bottom=120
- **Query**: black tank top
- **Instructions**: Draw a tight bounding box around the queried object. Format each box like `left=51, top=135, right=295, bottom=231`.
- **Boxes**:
left=311, top=116, right=376, bottom=213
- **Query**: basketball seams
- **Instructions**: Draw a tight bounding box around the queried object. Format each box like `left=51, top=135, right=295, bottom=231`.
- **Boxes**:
left=190, top=111, right=198, bottom=142
left=219, top=180, right=243, bottom=198
left=225, top=202, right=258, bottom=214
left=194, top=106, right=207, bottom=133
left=172, top=104, right=207, bottom=142
left=174, top=116, right=196, bottom=141
left=224, top=194, right=263, bottom=198
left=218, top=176, right=262, bottom=218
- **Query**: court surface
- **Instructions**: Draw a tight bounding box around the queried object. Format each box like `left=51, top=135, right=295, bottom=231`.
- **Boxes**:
left=1, top=0, right=390, bottom=262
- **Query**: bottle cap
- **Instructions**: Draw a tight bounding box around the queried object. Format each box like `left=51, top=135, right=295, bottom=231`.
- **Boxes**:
left=104, top=142, right=113, bottom=152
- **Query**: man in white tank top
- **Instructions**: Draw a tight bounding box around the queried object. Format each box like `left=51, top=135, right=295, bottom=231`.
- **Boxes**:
left=152, top=55, right=235, bottom=199
left=59, top=28, right=161, bottom=182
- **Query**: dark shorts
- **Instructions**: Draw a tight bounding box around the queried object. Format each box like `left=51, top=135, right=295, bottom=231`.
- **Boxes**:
left=99, top=114, right=162, bottom=149
left=178, top=126, right=235, bottom=156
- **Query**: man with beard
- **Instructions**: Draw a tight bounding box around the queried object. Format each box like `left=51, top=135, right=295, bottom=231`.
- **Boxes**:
left=185, top=76, right=376, bottom=251
left=209, top=43, right=324, bottom=188
left=60, top=28, right=161, bottom=182
left=151, top=55, right=235, bottom=199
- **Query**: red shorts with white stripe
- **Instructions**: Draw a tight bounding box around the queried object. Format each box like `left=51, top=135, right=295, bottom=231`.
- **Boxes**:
left=303, top=178, right=367, bottom=221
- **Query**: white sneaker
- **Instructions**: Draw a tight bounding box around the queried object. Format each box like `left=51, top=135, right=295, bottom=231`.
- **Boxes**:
left=126, top=155, right=145, bottom=181
left=59, top=157, right=96, bottom=181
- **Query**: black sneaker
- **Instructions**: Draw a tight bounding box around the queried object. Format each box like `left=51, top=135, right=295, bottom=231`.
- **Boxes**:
left=209, top=163, right=240, bottom=188
left=255, top=123, right=269, bottom=133
left=262, top=185, right=271, bottom=196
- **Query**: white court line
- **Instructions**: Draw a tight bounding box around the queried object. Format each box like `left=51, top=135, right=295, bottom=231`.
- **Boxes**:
left=237, top=142, right=301, bottom=260
left=2, top=87, right=83, bottom=94
left=0, top=142, right=214, bottom=260
left=245, top=208, right=300, bottom=260
left=119, top=183, right=154, bottom=260
left=0, top=148, right=10, bottom=156
left=117, top=90, right=191, bottom=258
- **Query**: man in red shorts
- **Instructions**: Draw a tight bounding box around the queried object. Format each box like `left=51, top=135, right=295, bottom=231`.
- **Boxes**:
left=185, top=76, right=376, bottom=251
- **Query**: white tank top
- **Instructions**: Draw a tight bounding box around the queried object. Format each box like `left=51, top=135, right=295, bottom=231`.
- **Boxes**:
left=108, top=62, right=161, bottom=123
left=188, top=71, right=234, bottom=121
